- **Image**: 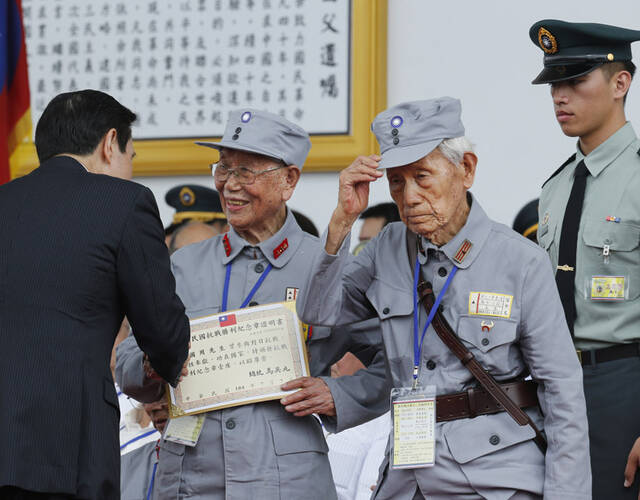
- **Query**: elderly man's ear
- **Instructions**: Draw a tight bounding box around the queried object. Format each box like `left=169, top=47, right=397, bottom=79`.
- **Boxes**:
left=281, top=165, right=301, bottom=201
left=461, top=152, right=478, bottom=189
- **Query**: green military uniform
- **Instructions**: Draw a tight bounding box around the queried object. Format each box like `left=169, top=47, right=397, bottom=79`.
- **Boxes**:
left=531, top=19, right=640, bottom=499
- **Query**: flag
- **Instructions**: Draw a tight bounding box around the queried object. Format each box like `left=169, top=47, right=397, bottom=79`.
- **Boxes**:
left=1, top=0, right=31, bottom=185
left=219, top=314, right=237, bottom=327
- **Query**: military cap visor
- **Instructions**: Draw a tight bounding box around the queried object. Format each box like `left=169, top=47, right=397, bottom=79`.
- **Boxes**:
left=529, top=20, right=640, bottom=84
left=196, top=109, right=311, bottom=169
left=195, top=141, right=284, bottom=166
left=532, top=62, right=605, bottom=85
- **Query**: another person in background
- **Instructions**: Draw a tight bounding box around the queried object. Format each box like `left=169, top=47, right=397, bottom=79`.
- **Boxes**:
left=353, top=202, right=400, bottom=255
left=168, top=221, right=219, bottom=254
left=120, top=398, right=168, bottom=500
left=164, top=184, right=228, bottom=245
left=0, top=89, right=190, bottom=500
left=512, top=199, right=539, bottom=243
left=529, top=20, right=640, bottom=499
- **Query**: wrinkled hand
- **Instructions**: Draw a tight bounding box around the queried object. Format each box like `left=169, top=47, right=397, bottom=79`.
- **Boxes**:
left=280, top=377, right=336, bottom=417
left=326, top=155, right=382, bottom=255
left=335, top=155, right=383, bottom=224
left=624, top=436, right=640, bottom=497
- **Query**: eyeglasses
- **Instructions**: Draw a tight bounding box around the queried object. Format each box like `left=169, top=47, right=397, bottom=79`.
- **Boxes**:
left=209, top=162, right=286, bottom=185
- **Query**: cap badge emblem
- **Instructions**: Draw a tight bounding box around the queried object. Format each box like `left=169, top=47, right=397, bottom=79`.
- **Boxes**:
left=390, top=116, right=403, bottom=128
left=179, top=187, right=196, bottom=207
left=241, top=111, right=252, bottom=123
left=538, top=27, right=558, bottom=54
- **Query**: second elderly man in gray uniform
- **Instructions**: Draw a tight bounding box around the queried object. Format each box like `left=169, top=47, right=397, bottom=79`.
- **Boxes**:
left=116, top=109, right=389, bottom=499
left=297, top=97, right=591, bottom=499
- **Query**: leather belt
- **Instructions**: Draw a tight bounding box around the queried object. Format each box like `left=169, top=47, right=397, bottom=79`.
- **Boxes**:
left=436, top=380, right=539, bottom=423
left=577, top=342, right=640, bottom=366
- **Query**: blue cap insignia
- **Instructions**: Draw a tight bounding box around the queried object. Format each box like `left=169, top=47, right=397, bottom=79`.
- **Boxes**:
left=390, top=116, right=403, bottom=128
left=241, top=111, right=252, bottom=123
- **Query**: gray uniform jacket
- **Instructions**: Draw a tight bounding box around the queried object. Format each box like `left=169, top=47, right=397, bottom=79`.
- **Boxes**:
left=116, top=210, right=389, bottom=500
left=297, top=196, right=591, bottom=500
left=538, top=122, right=640, bottom=349
left=121, top=440, right=157, bottom=500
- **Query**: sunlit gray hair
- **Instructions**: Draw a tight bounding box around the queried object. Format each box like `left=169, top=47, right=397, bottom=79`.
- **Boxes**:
left=437, top=136, right=475, bottom=166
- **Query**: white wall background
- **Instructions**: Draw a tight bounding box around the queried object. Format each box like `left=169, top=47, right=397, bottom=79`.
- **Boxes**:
left=136, top=0, right=640, bottom=239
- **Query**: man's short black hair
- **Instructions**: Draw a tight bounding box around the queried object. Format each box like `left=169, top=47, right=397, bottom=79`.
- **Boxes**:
left=601, top=61, right=636, bottom=104
left=360, top=202, right=400, bottom=226
left=35, top=89, right=137, bottom=163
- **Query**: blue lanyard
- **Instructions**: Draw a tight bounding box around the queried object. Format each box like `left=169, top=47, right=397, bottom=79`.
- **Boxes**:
left=221, top=261, right=273, bottom=312
left=120, top=429, right=158, bottom=451
left=146, top=461, right=158, bottom=500
left=412, top=256, right=458, bottom=384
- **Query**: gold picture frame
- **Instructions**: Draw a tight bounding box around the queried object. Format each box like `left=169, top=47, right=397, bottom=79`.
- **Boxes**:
left=10, top=0, right=387, bottom=178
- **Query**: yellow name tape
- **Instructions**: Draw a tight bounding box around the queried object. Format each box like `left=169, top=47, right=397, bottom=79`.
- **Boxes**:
left=468, top=292, right=513, bottom=318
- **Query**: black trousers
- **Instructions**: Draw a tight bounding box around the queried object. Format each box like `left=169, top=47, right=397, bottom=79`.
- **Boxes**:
left=583, top=356, right=640, bottom=499
left=0, top=487, right=73, bottom=499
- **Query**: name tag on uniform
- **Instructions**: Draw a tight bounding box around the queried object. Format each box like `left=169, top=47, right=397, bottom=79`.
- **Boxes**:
left=390, top=386, right=436, bottom=469
left=590, top=276, right=626, bottom=300
left=468, top=292, right=513, bottom=318
left=164, top=414, right=205, bottom=447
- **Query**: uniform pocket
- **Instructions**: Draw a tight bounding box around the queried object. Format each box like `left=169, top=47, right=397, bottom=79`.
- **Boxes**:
left=582, top=220, right=640, bottom=300
left=269, top=416, right=335, bottom=500
left=366, top=278, right=413, bottom=320
left=270, top=415, right=328, bottom=455
left=456, top=316, right=519, bottom=375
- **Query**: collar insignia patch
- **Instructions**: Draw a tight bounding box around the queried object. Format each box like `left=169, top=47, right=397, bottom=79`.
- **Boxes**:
left=453, top=239, right=473, bottom=264
left=223, top=234, right=231, bottom=257
left=273, top=238, right=289, bottom=259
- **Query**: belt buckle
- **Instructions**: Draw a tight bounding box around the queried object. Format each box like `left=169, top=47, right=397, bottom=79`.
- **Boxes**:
left=576, top=349, right=582, bottom=364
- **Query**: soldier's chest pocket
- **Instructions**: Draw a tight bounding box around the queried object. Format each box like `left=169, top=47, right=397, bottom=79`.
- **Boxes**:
left=456, top=316, right=519, bottom=374
left=582, top=221, right=640, bottom=300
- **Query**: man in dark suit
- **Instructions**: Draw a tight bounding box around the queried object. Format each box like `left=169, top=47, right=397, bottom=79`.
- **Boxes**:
left=0, top=89, right=190, bottom=500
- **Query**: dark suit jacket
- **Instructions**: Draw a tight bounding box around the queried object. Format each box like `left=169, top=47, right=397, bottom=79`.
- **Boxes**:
left=0, top=156, right=190, bottom=499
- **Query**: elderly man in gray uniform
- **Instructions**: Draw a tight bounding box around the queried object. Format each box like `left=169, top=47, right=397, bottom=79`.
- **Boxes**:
left=116, top=109, right=389, bottom=500
left=297, top=97, right=591, bottom=499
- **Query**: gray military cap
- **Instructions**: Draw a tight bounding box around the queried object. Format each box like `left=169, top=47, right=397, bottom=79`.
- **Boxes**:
left=196, top=109, right=312, bottom=169
left=371, top=97, right=465, bottom=169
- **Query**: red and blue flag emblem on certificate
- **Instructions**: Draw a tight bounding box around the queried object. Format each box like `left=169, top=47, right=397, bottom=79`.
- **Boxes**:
left=219, top=314, right=237, bottom=327
left=1, top=0, right=31, bottom=185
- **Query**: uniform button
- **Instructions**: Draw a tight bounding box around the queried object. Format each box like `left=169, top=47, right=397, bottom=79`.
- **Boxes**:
left=382, top=307, right=390, bottom=314
left=235, top=127, right=242, bottom=133
left=489, top=434, right=500, bottom=445
left=226, top=419, right=236, bottom=430
left=391, top=129, right=398, bottom=136
left=438, top=267, right=447, bottom=277
left=481, top=338, right=490, bottom=346
left=249, top=301, right=258, bottom=307
left=232, top=134, right=239, bottom=140
left=604, top=238, right=611, bottom=244
left=426, top=360, right=436, bottom=370
left=393, top=137, right=400, bottom=145
left=255, top=263, right=264, bottom=273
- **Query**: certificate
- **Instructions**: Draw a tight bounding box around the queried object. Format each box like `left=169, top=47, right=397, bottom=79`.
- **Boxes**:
left=168, top=301, right=310, bottom=418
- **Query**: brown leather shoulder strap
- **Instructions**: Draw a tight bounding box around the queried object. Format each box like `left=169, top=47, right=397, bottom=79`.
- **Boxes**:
left=417, top=281, right=547, bottom=453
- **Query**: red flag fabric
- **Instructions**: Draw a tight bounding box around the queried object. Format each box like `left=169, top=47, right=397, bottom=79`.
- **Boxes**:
left=1, top=0, right=31, bottom=185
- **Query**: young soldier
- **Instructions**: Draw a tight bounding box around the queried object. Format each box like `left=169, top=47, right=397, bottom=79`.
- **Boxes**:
left=530, top=19, right=640, bottom=499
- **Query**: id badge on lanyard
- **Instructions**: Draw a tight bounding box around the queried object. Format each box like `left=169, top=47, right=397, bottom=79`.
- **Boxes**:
left=389, top=257, right=457, bottom=469
left=390, top=385, right=436, bottom=469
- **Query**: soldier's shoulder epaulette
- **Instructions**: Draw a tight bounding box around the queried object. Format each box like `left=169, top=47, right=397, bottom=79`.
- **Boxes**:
left=542, top=153, right=577, bottom=189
